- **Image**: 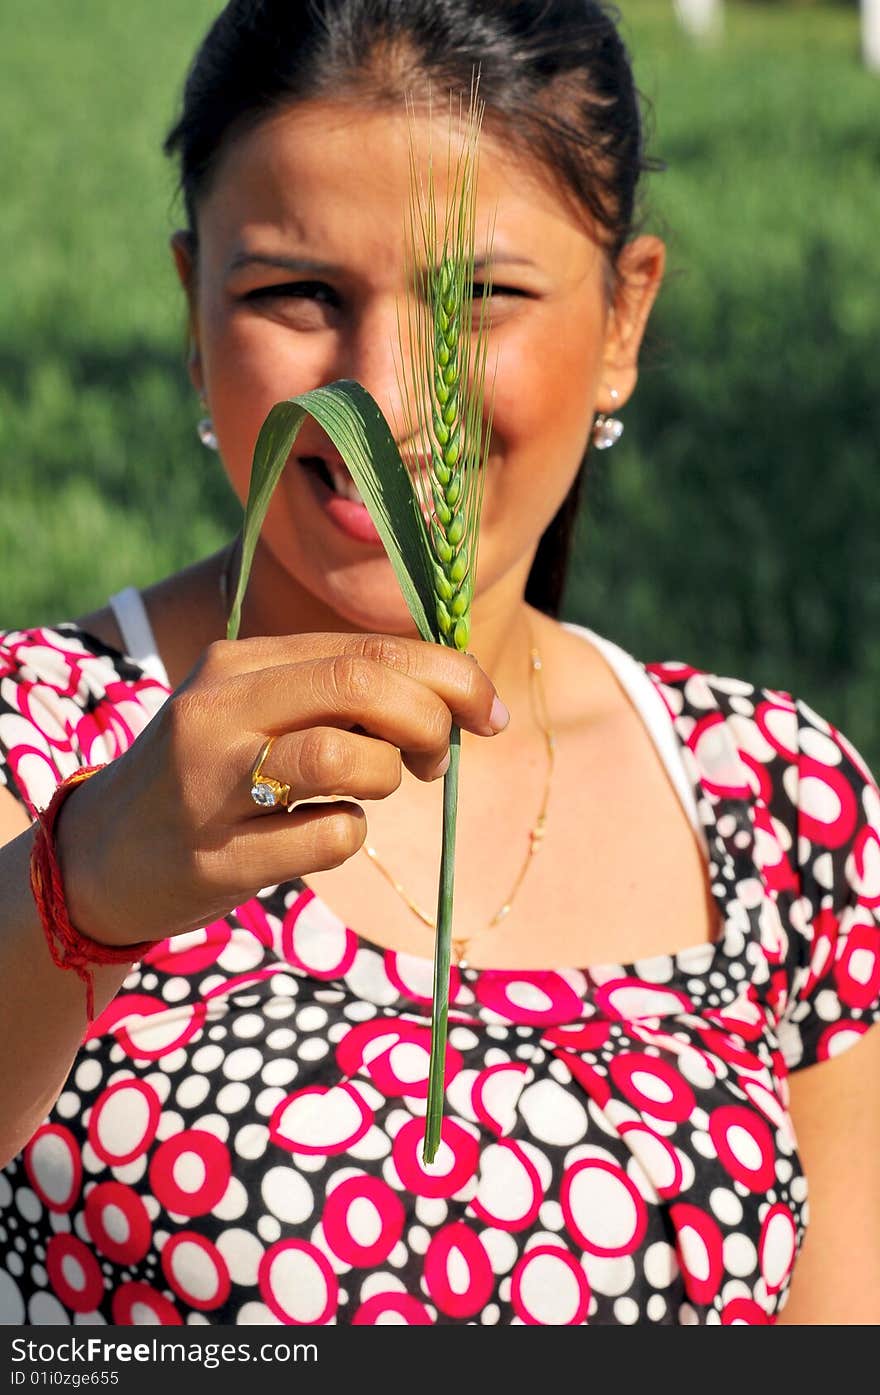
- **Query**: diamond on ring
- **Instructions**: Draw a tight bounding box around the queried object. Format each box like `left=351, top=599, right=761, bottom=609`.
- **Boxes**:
left=250, top=782, right=279, bottom=808
left=249, top=738, right=291, bottom=810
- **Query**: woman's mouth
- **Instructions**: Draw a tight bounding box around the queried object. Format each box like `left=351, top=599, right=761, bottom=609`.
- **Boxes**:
left=298, top=454, right=383, bottom=544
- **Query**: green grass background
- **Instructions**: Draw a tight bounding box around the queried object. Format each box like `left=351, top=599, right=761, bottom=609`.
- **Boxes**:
left=1, top=0, right=878, bottom=768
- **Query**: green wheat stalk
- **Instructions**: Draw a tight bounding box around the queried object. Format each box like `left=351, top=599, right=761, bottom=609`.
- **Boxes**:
left=225, top=83, right=494, bottom=1163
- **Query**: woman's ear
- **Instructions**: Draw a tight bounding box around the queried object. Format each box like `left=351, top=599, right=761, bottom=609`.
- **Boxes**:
left=170, top=229, right=204, bottom=397
left=596, top=234, right=665, bottom=412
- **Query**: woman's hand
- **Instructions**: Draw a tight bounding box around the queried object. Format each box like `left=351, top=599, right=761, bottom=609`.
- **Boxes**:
left=54, top=632, right=508, bottom=948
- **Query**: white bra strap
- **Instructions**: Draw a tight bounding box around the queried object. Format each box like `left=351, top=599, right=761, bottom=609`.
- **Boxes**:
left=108, top=588, right=172, bottom=689
left=561, top=621, right=707, bottom=854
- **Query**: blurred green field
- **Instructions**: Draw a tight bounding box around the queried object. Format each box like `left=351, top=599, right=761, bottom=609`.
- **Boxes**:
left=1, top=0, right=878, bottom=766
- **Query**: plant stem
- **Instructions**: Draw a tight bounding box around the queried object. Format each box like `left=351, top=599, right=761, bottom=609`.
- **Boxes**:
left=422, top=720, right=461, bottom=1162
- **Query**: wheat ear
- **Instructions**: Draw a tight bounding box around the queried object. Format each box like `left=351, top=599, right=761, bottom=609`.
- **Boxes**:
left=395, top=84, right=495, bottom=1160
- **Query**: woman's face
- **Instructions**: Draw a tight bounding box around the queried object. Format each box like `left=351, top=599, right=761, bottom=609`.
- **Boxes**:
left=174, top=100, right=663, bottom=634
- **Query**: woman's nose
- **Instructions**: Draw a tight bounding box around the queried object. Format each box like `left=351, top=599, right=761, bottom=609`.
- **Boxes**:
left=339, top=300, right=418, bottom=435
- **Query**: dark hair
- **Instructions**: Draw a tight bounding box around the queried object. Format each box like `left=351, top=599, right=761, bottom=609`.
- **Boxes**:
left=164, top=0, right=657, bottom=617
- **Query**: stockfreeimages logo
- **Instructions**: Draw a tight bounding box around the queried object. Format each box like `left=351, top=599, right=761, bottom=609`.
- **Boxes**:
left=10, top=1338, right=318, bottom=1371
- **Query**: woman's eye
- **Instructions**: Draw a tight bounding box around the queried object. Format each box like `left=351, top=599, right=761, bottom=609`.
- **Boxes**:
left=244, top=281, right=339, bottom=305
left=471, top=283, right=526, bottom=299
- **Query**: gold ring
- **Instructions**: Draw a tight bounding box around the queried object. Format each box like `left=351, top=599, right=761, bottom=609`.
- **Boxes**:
left=250, top=737, right=292, bottom=810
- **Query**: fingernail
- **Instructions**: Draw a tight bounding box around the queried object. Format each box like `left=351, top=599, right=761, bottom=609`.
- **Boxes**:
left=434, top=750, right=451, bottom=778
left=488, top=695, right=510, bottom=733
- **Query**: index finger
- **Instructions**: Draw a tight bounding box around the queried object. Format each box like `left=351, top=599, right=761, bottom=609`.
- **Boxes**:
left=202, top=631, right=510, bottom=738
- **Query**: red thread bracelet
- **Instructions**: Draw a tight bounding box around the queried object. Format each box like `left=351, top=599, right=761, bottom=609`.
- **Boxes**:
left=29, top=766, right=156, bottom=1023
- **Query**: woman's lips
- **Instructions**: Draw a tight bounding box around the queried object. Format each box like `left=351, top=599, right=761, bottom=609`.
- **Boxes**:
left=299, top=456, right=383, bottom=544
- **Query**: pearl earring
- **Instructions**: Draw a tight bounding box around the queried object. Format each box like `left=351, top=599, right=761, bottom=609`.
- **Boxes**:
left=197, top=395, right=219, bottom=451
left=591, top=387, right=624, bottom=450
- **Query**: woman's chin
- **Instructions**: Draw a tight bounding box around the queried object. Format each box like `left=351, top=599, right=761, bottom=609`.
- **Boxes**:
left=318, top=575, right=425, bottom=639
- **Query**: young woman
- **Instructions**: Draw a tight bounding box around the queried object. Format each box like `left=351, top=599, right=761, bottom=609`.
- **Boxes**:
left=0, top=0, right=877, bottom=1326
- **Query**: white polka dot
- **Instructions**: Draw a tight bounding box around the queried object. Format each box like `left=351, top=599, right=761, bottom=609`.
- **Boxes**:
left=0, top=1272, right=25, bottom=1324
left=643, top=1241, right=679, bottom=1289
left=213, top=1178, right=249, bottom=1222
left=232, top=1013, right=265, bottom=1040
left=74, top=1060, right=102, bottom=1093
left=263, top=1246, right=332, bottom=1324
left=814, top=990, right=841, bottom=1022
left=257, top=1216, right=282, bottom=1244
left=262, top=1060, right=298, bottom=1088
left=192, top=1045, right=224, bottom=1074
left=479, top=1228, right=518, bottom=1275
left=186, top=1107, right=225, bottom=1143
left=414, top=1197, right=447, bottom=1227
left=582, top=1254, right=635, bottom=1297
left=234, top=1125, right=269, bottom=1160
left=217, top=937, right=265, bottom=974
left=175, top=1076, right=211, bottom=1111
left=565, top=1162, right=643, bottom=1252
left=264, top=999, right=296, bottom=1020
left=800, top=775, right=841, bottom=825
left=297, top=1038, right=330, bottom=1061
left=54, top=1092, right=80, bottom=1119
left=344, top=949, right=398, bottom=1006
left=254, top=1087, right=286, bottom=1117
left=28, top=1291, right=69, bottom=1324
left=266, top=1029, right=296, bottom=1052
left=709, top=1188, right=743, bottom=1226
left=216, top=1083, right=250, bottom=1114
left=141, top=1076, right=176, bottom=1113
left=721, top=1280, right=751, bottom=1305
left=215, top=1229, right=264, bottom=1287
left=762, top=1209, right=797, bottom=1289
left=161, top=977, right=191, bottom=1004
left=296, top=1006, right=328, bottom=1032
left=691, top=1130, right=717, bottom=1159
left=222, top=1047, right=263, bottom=1082
left=631, top=1070, right=674, bottom=1104
left=723, top=1233, right=758, bottom=1277
left=15, top=1188, right=42, bottom=1224
left=360, top=1272, right=407, bottom=1301
left=633, top=954, right=675, bottom=983
left=262, top=1167, right=315, bottom=1225
left=519, top=1079, right=588, bottom=1146
left=647, top=1293, right=666, bottom=1321
left=538, top=1201, right=565, bottom=1231
left=517, top=1250, right=586, bottom=1324
left=677, top=1052, right=717, bottom=1090
left=726, top=1124, right=763, bottom=1172
left=236, top=1301, right=283, bottom=1324
left=613, top=1297, right=640, bottom=1324
left=166, top=1240, right=220, bottom=1303
left=290, top=1151, right=325, bottom=1173
left=407, top=1226, right=430, bottom=1255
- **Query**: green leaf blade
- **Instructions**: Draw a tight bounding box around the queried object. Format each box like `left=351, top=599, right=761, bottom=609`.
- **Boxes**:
left=226, top=380, right=438, bottom=646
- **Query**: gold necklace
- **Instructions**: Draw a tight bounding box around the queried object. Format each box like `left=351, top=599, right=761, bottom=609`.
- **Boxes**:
left=362, top=638, right=555, bottom=965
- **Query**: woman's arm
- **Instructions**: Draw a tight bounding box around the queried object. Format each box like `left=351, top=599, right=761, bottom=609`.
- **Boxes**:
left=0, top=799, right=135, bottom=1167
left=776, top=1024, right=880, bottom=1324
left=0, top=632, right=507, bottom=1167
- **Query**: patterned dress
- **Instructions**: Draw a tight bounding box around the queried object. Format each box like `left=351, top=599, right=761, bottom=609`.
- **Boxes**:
left=0, top=620, right=878, bottom=1326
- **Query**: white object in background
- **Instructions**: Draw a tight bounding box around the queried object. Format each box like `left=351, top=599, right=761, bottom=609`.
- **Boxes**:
left=864, top=0, right=880, bottom=71
left=674, top=0, right=723, bottom=43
